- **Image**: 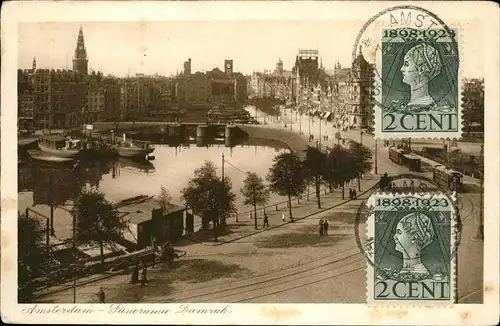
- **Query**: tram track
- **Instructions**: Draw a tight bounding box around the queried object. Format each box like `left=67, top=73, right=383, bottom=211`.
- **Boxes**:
left=457, top=192, right=476, bottom=222
left=38, top=183, right=377, bottom=299
left=150, top=248, right=364, bottom=303
left=146, top=189, right=379, bottom=303
left=41, top=179, right=480, bottom=303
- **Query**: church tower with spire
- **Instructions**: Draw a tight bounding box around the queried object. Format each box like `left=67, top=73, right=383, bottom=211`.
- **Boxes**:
left=73, top=25, right=88, bottom=75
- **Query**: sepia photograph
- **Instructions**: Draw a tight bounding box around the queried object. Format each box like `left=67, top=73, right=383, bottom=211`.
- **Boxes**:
left=2, top=1, right=499, bottom=325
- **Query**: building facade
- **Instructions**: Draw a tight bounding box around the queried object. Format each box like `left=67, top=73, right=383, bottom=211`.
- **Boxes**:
left=174, top=59, right=248, bottom=107
left=331, top=47, right=375, bottom=130
left=27, top=68, right=89, bottom=129
left=248, top=58, right=292, bottom=100
left=292, top=50, right=332, bottom=114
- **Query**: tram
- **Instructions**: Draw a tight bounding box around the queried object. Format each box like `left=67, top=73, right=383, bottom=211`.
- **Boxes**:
left=388, top=147, right=422, bottom=171
left=389, top=147, right=407, bottom=165
left=432, top=165, right=464, bottom=191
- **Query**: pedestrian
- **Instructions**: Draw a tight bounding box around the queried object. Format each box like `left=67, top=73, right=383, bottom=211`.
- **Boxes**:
left=352, top=189, right=357, bottom=199
left=248, top=211, right=252, bottom=220
left=263, top=213, right=269, bottom=228
left=410, top=180, right=415, bottom=192
left=324, top=220, right=329, bottom=236
left=402, top=180, right=408, bottom=190
left=97, top=287, right=105, bottom=303
left=349, top=188, right=353, bottom=199
left=131, top=262, right=139, bottom=283
left=281, top=212, right=285, bottom=223
left=140, top=266, right=148, bottom=287
left=319, top=219, right=324, bottom=236
left=164, top=242, right=174, bottom=266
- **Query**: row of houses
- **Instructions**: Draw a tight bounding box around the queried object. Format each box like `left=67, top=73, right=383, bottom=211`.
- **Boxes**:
left=247, top=48, right=375, bottom=130
left=18, top=26, right=249, bottom=131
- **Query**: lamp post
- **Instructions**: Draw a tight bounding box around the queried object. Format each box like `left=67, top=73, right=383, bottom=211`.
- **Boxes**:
left=308, top=113, right=311, bottom=135
left=374, top=138, right=378, bottom=175
left=358, top=131, right=364, bottom=192
left=221, top=153, right=226, bottom=226
left=299, top=107, right=302, bottom=134
left=318, top=105, right=322, bottom=150
left=472, top=144, right=484, bottom=241
left=72, top=210, right=77, bottom=303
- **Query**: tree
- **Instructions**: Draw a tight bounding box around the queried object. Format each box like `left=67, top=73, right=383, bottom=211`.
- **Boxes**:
left=267, top=152, right=308, bottom=221
left=304, top=146, right=331, bottom=209
left=241, top=172, right=271, bottom=229
left=18, top=213, right=51, bottom=302
left=347, top=141, right=373, bottom=192
left=462, top=78, right=484, bottom=134
left=155, top=186, right=174, bottom=214
left=328, top=145, right=357, bottom=199
left=181, top=161, right=236, bottom=240
left=71, top=189, right=127, bottom=266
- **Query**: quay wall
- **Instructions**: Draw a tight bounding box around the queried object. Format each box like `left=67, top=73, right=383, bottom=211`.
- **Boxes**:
left=236, top=125, right=308, bottom=159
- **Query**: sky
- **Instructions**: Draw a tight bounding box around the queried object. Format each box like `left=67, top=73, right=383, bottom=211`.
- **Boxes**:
left=18, top=20, right=484, bottom=78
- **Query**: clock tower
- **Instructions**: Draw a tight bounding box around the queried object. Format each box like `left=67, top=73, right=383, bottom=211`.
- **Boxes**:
left=224, top=59, right=233, bottom=77
left=73, top=25, right=88, bottom=75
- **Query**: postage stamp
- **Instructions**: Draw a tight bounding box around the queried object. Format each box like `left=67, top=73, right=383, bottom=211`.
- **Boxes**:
left=352, top=5, right=464, bottom=139
left=381, top=28, right=460, bottom=135
left=366, top=192, right=457, bottom=304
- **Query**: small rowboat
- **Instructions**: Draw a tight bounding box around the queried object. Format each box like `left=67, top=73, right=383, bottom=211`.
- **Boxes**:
left=27, top=149, right=74, bottom=163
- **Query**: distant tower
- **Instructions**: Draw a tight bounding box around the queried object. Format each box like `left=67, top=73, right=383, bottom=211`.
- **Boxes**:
left=276, top=58, right=284, bottom=74
left=183, top=58, right=192, bottom=75
left=32, top=57, right=36, bottom=72
left=73, top=25, right=88, bottom=75
left=224, top=59, right=233, bottom=77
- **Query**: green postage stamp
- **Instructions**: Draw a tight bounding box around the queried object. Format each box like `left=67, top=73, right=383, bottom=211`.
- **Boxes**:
left=366, top=192, right=457, bottom=304
left=378, top=27, right=462, bottom=139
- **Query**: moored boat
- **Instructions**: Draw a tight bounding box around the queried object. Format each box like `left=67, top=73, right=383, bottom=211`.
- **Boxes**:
left=27, top=149, right=74, bottom=163
left=18, top=137, right=39, bottom=150
left=113, top=139, right=154, bottom=158
left=38, top=135, right=83, bottom=158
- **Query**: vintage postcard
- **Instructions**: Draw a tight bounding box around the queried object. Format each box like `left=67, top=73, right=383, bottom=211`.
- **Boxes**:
left=1, top=1, right=499, bottom=325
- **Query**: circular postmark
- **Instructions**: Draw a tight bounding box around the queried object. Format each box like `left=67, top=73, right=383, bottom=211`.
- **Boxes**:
left=352, top=5, right=460, bottom=119
left=354, top=173, right=463, bottom=271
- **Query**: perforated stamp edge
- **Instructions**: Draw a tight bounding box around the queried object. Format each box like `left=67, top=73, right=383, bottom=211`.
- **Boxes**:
left=371, top=19, right=465, bottom=140
left=365, top=191, right=458, bottom=307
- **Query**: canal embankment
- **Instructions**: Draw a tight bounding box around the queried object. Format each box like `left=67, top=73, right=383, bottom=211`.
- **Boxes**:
left=236, top=124, right=308, bottom=159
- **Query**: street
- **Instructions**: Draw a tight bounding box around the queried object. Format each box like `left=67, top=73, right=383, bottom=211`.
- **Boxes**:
left=37, top=110, right=483, bottom=304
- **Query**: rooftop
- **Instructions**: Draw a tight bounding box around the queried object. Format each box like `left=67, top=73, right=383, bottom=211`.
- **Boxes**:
left=116, top=196, right=184, bottom=225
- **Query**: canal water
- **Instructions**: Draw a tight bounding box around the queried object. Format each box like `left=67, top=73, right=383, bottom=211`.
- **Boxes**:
left=18, top=143, right=289, bottom=214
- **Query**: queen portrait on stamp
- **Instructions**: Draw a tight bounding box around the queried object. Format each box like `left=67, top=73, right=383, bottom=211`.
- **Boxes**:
left=400, top=43, right=442, bottom=111
left=393, top=211, right=436, bottom=279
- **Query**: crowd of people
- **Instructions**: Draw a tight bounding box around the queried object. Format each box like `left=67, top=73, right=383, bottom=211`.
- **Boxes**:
left=379, top=172, right=419, bottom=192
